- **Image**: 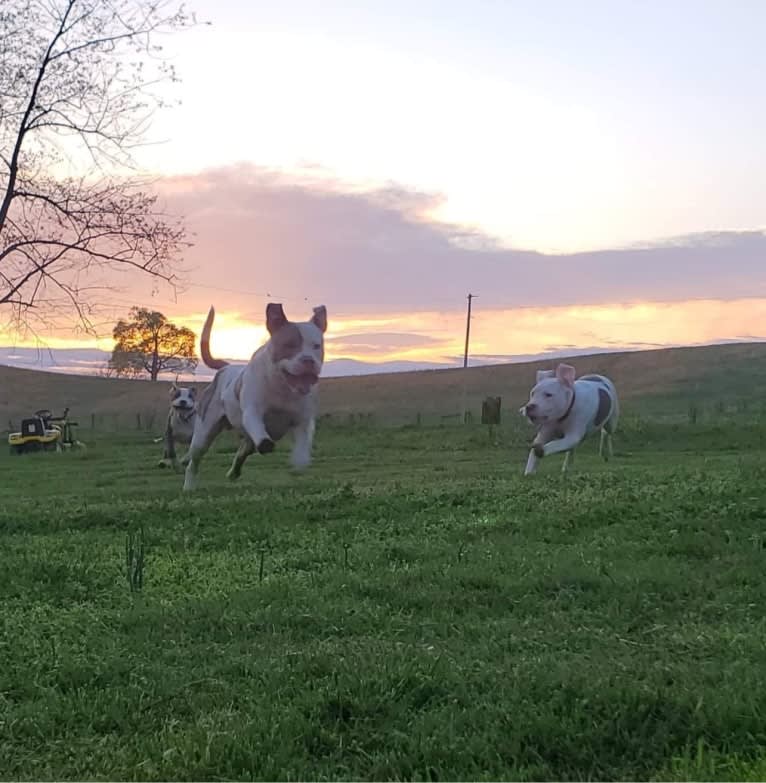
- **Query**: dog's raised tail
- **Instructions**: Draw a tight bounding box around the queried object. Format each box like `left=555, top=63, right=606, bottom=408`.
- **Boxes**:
left=200, top=306, right=229, bottom=370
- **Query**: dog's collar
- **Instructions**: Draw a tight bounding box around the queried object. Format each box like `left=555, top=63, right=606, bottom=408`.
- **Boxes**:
left=557, top=389, right=576, bottom=423
left=175, top=407, right=196, bottom=423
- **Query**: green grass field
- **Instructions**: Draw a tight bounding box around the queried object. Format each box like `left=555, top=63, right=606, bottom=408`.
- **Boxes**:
left=2, top=400, right=766, bottom=780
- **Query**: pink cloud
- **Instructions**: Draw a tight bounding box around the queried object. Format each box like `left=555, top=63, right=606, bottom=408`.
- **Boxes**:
left=142, top=164, right=766, bottom=321
left=6, top=164, right=765, bottom=363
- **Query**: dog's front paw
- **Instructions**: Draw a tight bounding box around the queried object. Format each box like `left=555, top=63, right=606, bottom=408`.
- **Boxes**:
left=257, top=438, right=275, bottom=455
left=226, top=467, right=241, bottom=481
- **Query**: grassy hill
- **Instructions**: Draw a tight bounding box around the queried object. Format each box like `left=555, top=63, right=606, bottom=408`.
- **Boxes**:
left=2, top=341, right=765, bottom=430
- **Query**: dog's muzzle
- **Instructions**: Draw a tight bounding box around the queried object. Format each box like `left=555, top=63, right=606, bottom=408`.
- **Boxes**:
left=283, top=368, right=320, bottom=395
left=524, top=403, right=540, bottom=423
left=283, top=356, right=321, bottom=395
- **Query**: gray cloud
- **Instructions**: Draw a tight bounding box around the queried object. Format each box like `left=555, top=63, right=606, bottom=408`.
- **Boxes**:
left=154, top=165, right=766, bottom=317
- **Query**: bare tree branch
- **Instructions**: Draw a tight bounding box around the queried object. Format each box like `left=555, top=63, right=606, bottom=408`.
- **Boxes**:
left=0, top=0, right=202, bottom=332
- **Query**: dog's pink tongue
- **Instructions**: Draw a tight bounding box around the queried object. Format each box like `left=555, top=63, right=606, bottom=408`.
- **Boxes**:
left=293, top=373, right=318, bottom=394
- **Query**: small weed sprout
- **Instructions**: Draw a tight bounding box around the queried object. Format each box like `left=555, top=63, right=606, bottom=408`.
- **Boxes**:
left=125, top=527, right=145, bottom=592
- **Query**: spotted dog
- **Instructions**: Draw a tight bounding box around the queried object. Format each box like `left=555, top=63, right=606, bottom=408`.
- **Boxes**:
left=520, top=363, right=619, bottom=475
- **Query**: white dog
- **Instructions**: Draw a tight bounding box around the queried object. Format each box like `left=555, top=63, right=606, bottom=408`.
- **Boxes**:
left=182, top=302, right=327, bottom=491
left=156, top=384, right=197, bottom=469
left=520, top=363, right=619, bottom=475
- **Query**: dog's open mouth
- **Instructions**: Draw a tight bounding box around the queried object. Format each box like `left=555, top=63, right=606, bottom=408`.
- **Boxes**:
left=283, top=369, right=319, bottom=395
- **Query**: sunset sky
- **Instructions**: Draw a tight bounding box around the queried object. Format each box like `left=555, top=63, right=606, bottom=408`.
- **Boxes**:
left=3, top=0, right=765, bottom=371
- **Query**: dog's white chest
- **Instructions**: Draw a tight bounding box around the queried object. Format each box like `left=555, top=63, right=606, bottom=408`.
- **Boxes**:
left=171, top=410, right=196, bottom=442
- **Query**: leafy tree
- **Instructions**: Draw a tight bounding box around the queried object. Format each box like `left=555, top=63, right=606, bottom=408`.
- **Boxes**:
left=109, top=307, right=197, bottom=381
left=0, top=0, right=201, bottom=331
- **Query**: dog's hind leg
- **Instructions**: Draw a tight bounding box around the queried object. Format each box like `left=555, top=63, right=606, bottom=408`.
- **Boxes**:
left=226, top=436, right=255, bottom=481
left=562, top=448, right=575, bottom=473
left=601, top=394, right=620, bottom=460
left=599, top=428, right=614, bottom=461
left=524, top=448, right=540, bottom=476
left=183, top=416, right=225, bottom=491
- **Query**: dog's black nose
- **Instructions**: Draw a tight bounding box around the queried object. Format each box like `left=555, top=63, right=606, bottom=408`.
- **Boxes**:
left=526, top=403, right=537, bottom=414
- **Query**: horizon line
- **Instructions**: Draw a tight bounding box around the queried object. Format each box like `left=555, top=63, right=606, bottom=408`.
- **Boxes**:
left=1, top=338, right=765, bottom=382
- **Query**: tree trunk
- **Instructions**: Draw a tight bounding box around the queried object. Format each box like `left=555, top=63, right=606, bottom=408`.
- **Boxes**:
left=151, top=333, right=159, bottom=381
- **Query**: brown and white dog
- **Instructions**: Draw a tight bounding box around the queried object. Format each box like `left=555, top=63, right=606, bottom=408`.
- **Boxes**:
left=182, top=302, right=327, bottom=491
left=156, top=383, right=197, bottom=469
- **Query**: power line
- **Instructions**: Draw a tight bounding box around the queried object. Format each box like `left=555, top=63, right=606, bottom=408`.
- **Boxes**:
left=185, top=281, right=309, bottom=305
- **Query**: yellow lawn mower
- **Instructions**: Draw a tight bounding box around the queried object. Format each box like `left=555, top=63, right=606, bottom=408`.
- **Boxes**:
left=8, top=408, right=86, bottom=455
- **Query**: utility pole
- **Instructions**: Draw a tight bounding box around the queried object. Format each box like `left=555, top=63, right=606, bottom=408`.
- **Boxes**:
left=463, top=293, right=475, bottom=368
left=461, top=293, right=476, bottom=424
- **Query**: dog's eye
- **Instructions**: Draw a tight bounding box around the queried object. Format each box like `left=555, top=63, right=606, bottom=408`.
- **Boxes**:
left=313, top=343, right=321, bottom=350
left=544, top=392, right=553, bottom=398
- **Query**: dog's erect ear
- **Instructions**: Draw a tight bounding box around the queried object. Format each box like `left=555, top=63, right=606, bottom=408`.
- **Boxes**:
left=266, top=303, right=288, bottom=335
left=311, top=305, right=327, bottom=333
left=169, top=383, right=180, bottom=399
left=555, top=363, right=576, bottom=387
left=535, top=369, right=555, bottom=384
